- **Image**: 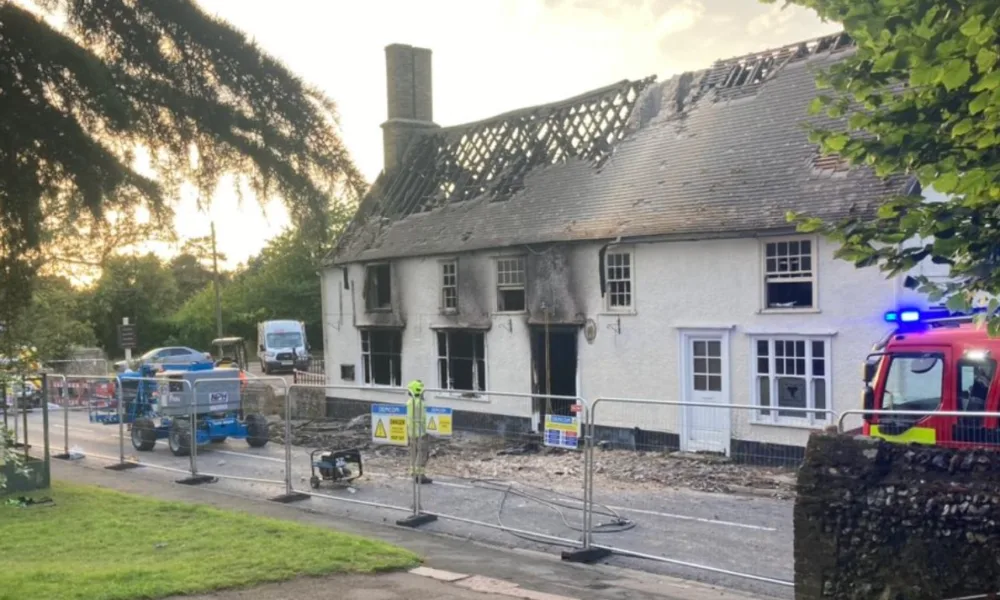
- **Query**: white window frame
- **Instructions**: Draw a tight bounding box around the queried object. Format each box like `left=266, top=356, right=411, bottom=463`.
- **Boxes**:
left=604, top=248, right=636, bottom=313
left=440, top=259, right=458, bottom=314
left=436, top=330, right=487, bottom=395
left=495, top=255, right=526, bottom=314
left=750, top=335, right=832, bottom=427
left=360, top=329, right=401, bottom=387
left=760, top=236, right=818, bottom=313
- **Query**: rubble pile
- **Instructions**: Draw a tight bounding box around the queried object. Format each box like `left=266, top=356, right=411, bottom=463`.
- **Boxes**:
left=795, top=434, right=1000, bottom=600
left=268, top=417, right=795, bottom=497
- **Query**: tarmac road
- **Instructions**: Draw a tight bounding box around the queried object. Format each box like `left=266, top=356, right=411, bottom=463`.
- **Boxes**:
left=24, top=407, right=794, bottom=599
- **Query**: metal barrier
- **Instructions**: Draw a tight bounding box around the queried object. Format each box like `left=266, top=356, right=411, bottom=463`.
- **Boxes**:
left=581, top=396, right=836, bottom=588
left=182, top=376, right=295, bottom=496
left=281, top=382, right=419, bottom=517
left=416, top=388, right=594, bottom=554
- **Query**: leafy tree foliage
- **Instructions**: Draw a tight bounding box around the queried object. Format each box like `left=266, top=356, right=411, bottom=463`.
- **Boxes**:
left=772, top=0, right=1000, bottom=329
left=0, top=0, right=364, bottom=349
left=87, top=253, right=181, bottom=352
left=4, top=277, right=95, bottom=361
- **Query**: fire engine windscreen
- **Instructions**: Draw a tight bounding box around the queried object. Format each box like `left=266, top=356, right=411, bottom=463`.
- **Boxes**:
left=880, top=354, right=944, bottom=428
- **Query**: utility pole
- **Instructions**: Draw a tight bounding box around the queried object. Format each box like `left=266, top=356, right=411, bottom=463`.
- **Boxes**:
left=211, top=222, right=222, bottom=337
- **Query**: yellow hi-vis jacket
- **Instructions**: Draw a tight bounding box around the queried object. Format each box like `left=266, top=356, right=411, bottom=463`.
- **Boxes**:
left=406, top=383, right=426, bottom=437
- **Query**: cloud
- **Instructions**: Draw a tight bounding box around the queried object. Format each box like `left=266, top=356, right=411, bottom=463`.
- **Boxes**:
left=746, top=3, right=796, bottom=37
left=653, top=0, right=706, bottom=36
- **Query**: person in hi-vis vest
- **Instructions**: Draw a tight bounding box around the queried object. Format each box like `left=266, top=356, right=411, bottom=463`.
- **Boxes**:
left=406, top=379, right=432, bottom=484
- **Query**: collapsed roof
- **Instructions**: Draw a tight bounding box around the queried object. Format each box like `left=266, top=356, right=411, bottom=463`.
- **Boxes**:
left=332, top=33, right=912, bottom=265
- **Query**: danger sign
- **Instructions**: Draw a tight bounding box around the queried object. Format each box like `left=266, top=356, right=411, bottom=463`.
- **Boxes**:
left=425, top=406, right=453, bottom=437
left=371, top=404, right=407, bottom=446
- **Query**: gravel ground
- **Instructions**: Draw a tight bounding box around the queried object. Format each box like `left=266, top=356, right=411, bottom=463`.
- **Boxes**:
left=269, top=416, right=797, bottom=499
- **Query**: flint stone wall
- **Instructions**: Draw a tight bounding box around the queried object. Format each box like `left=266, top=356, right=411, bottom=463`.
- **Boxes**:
left=795, top=433, right=1000, bottom=600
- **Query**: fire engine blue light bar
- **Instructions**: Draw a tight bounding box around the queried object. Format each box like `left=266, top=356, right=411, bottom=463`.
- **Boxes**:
left=884, top=310, right=921, bottom=323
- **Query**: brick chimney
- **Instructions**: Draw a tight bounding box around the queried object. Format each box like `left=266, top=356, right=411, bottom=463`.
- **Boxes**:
left=381, top=44, right=437, bottom=174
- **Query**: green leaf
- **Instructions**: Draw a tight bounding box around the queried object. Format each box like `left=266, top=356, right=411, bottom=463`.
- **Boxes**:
left=934, top=172, right=960, bottom=193
left=826, top=134, right=849, bottom=152
left=952, top=119, right=974, bottom=137
left=910, top=64, right=939, bottom=87
left=872, top=50, right=899, bottom=72
left=876, top=203, right=899, bottom=219
left=977, top=48, right=999, bottom=72
left=971, top=70, right=1000, bottom=92
left=947, top=293, right=970, bottom=313
left=960, top=15, right=983, bottom=38
left=942, top=59, right=973, bottom=91
left=970, top=91, right=992, bottom=115
left=808, top=97, right=826, bottom=115
left=988, top=317, right=1000, bottom=339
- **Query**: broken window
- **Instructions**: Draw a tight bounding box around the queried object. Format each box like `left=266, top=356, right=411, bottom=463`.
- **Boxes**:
left=605, top=251, right=633, bottom=310
left=437, top=330, right=486, bottom=392
left=364, top=263, right=392, bottom=311
left=361, top=330, right=401, bottom=386
left=764, top=239, right=814, bottom=309
left=753, top=337, right=830, bottom=424
left=496, top=256, right=526, bottom=312
left=441, top=260, right=458, bottom=313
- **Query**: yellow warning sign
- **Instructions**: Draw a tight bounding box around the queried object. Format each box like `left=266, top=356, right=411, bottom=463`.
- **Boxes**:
left=371, top=404, right=408, bottom=446
left=425, top=406, right=453, bottom=437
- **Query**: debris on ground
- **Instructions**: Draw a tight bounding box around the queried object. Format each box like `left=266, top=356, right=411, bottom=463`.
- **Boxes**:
left=268, top=417, right=797, bottom=499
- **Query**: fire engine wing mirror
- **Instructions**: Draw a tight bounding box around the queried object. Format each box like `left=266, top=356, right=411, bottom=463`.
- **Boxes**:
left=863, top=387, right=876, bottom=423
left=863, top=361, right=877, bottom=385
left=259, top=344, right=265, bottom=352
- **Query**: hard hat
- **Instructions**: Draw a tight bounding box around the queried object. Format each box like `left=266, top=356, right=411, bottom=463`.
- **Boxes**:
left=407, top=379, right=424, bottom=396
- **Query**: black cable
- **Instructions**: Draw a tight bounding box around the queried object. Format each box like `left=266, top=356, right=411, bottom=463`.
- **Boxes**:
left=448, top=476, right=636, bottom=548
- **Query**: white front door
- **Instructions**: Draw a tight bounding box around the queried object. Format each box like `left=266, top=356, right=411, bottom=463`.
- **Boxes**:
left=682, top=333, right=730, bottom=455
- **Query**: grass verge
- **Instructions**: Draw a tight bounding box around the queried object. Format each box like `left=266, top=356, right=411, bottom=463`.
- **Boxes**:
left=0, top=481, right=419, bottom=600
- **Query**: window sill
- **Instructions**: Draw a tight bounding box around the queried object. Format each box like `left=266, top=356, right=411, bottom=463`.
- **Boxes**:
left=758, top=308, right=821, bottom=315
left=365, top=308, right=393, bottom=314
left=750, top=417, right=831, bottom=431
left=434, top=391, right=488, bottom=403
left=600, top=309, right=637, bottom=317
left=493, top=311, right=527, bottom=316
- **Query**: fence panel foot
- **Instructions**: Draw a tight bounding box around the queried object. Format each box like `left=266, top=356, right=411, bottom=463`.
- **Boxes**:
left=176, top=475, right=217, bottom=485
left=561, top=547, right=611, bottom=563
left=105, top=463, right=141, bottom=471
left=52, top=452, right=82, bottom=461
left=396, top=513, right=437, bottom=528
left=269, top=492, right=310, bottom=504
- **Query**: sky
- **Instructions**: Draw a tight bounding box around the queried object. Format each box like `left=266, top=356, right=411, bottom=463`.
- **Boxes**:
left=182, top=0, right=840, bottom=267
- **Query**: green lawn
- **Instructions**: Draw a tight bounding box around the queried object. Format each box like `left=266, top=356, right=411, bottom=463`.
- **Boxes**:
left=0, top=482, right=419, bottom=600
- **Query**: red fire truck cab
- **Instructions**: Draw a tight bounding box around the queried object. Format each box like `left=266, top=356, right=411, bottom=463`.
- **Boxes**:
left=862, top=309, right=1000, bottom=448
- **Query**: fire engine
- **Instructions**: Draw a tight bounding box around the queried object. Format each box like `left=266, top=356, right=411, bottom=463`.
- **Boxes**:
left=861, top=308, right=1000, bottom=448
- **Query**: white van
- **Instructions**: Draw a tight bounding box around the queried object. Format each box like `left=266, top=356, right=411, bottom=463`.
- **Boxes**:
left=257, top=320, right=310, bottom=374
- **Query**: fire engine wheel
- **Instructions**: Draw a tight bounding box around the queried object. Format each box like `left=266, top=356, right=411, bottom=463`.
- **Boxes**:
left=168, top=421, right=191, bottom=457
left=310, top=476, right=321, bottom=489
left=245, top=413, right=269, bottom=448
left=131, top=418, right=157, bottom=452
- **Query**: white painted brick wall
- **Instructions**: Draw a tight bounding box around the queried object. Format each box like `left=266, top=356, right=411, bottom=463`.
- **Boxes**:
left=323, top=234, right=903, bottom=448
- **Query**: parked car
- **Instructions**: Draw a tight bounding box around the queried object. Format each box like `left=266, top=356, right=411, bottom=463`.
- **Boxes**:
left=114, top=346, right=211, bottom=373
left=4, top=380, right=42, bottom=410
